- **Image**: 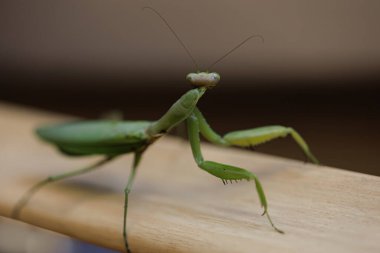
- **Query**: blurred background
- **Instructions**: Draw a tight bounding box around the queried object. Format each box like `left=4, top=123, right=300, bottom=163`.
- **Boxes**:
left=0, top=0, right=380, bottom=175
left=1, top=0, right=379, bottom=252
left=2, top=0, right=379, bottom=175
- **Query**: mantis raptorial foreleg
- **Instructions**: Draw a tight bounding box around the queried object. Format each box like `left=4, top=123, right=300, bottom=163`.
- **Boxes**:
left=11, top=156, right=116, bottom=219
left=193, top=108, right=319, bottom=164
left=123, top=152, right=143, bottom=253
left=187, top=114, right=283, bottom=233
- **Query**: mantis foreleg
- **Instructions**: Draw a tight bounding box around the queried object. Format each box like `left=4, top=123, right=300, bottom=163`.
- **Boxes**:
left=194, top=108, right=319, bottom=164
left=11, top=156, right=116, bottom=218
left=123, top=152, right=143, bottom=253
left=146, top=88, right=205, bottom=137
left=187, top=113, right=283, bottom=233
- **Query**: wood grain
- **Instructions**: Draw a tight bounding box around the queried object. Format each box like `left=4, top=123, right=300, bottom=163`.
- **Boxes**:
left=0, top=102, right=379, bottom=253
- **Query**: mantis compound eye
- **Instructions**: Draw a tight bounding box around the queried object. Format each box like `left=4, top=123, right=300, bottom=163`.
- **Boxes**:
left=211, top=73, right=220, bottom=81
left=186, top=74, right=193, bottom=82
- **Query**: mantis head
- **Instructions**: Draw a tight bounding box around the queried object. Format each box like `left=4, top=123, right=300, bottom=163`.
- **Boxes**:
left=144, top=7, right=262, bottom=90
left=186, top=72, right=220, bottom=89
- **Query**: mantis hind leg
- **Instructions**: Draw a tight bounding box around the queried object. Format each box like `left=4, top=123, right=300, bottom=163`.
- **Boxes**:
left=223, top=126, right=319, bottom=164
left=11, top=156, right=116, bottom=219
left=123, top=152, right=143, bottom=253
left=187, top=114, right=283, bottom=233
left=194, top=108, right=319, bottom=164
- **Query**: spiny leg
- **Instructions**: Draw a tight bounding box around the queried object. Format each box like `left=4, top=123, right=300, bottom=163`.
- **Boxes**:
left=123, top=152, right=143, bottom=253
left=187, top=114, right=283, bottom=233
left=11, top=156, right=115, bottom=219
left=194, top=107, right=319, bottom=164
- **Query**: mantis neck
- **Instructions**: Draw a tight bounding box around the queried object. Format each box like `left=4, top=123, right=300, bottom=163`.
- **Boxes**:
left=146, top=88, right=206, bottom=137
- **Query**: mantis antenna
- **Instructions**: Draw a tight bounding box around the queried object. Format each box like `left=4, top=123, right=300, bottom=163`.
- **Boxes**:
left=143, top=7, right=200, bottom=70
left=206, top=34, right=264, bottom=70
left=143, top=7, right=264, bottom=72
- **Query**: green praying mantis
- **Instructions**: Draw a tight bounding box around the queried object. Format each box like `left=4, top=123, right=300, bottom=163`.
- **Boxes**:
left=11, top=7, right=319, bottom=253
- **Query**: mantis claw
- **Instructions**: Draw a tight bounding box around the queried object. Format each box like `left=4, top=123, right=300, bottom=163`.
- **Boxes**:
left=264, top=212, right=285, bottom=234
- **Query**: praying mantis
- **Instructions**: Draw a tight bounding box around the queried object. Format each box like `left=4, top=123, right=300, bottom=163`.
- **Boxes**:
left=11, top=7, right=319, bottom=253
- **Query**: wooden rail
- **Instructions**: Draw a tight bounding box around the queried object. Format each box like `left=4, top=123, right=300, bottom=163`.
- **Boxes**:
left=0, top=102, right=379, bottom=253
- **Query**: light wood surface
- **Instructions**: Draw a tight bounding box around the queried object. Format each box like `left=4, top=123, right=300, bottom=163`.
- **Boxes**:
left=0, top=102, right=379, bottom=253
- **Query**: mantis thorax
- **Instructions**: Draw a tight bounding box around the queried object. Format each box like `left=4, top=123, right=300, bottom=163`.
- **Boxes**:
left=186, top=72, right=220, bottom=89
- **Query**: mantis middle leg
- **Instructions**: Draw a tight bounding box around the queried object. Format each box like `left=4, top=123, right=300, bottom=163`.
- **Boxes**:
left=193, top=108, right=319, bottom=164
left=123, top=152, right=143, bottom=253
left=11, top=156, right=116, bottom=218
left=187, top=114, right=283, bottom=233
